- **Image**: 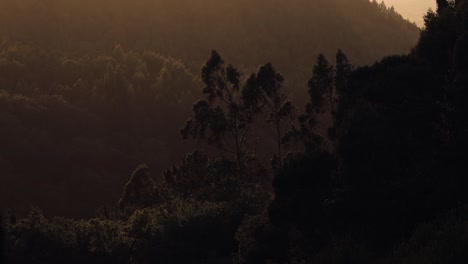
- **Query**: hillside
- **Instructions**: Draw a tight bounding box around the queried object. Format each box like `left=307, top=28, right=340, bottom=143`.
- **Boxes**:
left=0, top=0, right=419, bottom=84
left=0, top=0, right=420, bottom=217
left=4, top=0, right=468, bottom=263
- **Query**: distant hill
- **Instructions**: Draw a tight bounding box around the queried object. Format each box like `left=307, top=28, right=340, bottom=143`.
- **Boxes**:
left=0, top=0, right=418, bottom=79
left=0, top=0, right=421, bottom=217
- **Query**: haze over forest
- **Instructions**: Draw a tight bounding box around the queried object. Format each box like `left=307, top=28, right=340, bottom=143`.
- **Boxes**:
left=0, top=0, right=419, bottom=217
left=2, top=0, right=468, bottom=263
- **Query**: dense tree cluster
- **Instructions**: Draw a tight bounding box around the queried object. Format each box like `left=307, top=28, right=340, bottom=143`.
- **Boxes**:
left=0, top=0, right=420, bottom=217
left=0, top=41, right=200, bottom=216
left=0, top=0, right=418, bottom=71
left=0, top=213, right=5, bottom=262
left=5, top=0, right=468, bottom=263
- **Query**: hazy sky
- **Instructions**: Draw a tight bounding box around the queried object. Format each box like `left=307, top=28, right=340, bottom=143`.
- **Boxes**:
left=380, top=0, right=436, bottom=26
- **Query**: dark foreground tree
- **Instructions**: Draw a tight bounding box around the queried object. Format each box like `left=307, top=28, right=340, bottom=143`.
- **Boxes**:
left=242, top=63, right=294, bottom=167
left=182, top=51, right=295, bottom=171
left=437, top=0, right=450, bottom=13
left=332, top=49, right=354, bottom=141
left=181, top=50, right=253, bottom=165
left=284, top=52, right=348, bottom=151
left=0, top=213, right=5, bottom=263
left=268, top=152, right=336, bottom=262
left=118, top=165, right=158, bottom=211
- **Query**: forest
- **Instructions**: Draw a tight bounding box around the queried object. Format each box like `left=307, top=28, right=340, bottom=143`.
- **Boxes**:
left=0, top=0, right=419, bottom=217
left=2, top=0, right=468, bottom=263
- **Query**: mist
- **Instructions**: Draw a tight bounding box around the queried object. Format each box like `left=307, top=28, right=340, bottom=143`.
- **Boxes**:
left=0, top=0, right=419, bottom=217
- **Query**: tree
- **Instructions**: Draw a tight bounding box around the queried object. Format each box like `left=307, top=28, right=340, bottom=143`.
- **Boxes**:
left=163, top=151, right=210, bottom=199
left=118, top=165, right=157, bottom=210
left=268, top=152, right=336, bottom=260
left=283, top=54, right=334, bottom=152
left=332, top=50, right=354, bottom=140
left=103, top=62, right=129, bottom=104
left=270, top=152, right=335, bottom=230
left=181, top=51, right=255, bottom=165
left=243, top=63, right=294, bottom=167
left=182, top=51, right=294, bottom=169
left=416, top=5, right=458, bottom=73
left=448, top=5, right=468, bottom=208
left=437, top=0, right=450, bottom=13
left=454, top=11, right=468, bottom=82
left=0, top=212, right=4, bottom=262
left=308, top=54, right=334, bottom=115
left=334, top=50, right=353, bottom=107
left=234, top=212, right=288, bottom=264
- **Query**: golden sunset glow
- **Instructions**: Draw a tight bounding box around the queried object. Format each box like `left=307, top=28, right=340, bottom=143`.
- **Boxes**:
left=381, top=0, right=437, bottom=26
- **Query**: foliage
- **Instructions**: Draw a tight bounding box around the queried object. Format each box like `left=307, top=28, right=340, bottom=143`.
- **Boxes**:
left=182, top=51, right=296, bottom=171
left=380, top=215, right=468, bottom=264
left=0, top=213, right=5, bottom=263
left=118, top=165, right=159, bottom=211
left=284, top=51, right=353, bottom=151
left=5, top=208, right=131, bottom=263
left=181, top=51, right=251, bottom=162
left=163, top=151, right=270, bottom=203
left=243, top=63, right=295, bottom=166
left=0, top=43, right=199, bottom=217
left=6, top=1, right=468, bottom=263
left=234, top=212, right=288, bottom=264
left=4, top=197, right=269, bottom=263
left=0, top=0, right=420, bottom=216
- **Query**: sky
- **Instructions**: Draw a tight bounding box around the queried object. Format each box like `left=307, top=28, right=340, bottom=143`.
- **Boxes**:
left=380, top=0, right=436, bottom=26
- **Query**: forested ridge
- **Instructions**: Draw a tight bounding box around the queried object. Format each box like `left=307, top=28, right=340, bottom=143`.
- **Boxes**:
left=3, top=0, right=468, bottom=263
left=0, top=0, right=420, bottom=217
left=0, top=0, right=418, bottom=69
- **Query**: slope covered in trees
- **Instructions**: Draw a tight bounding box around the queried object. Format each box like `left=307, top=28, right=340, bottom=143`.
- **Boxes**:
left=0, top=44, right=199, bottom=217
left=3, top=0, right=468, bottom=263
left=0, top=0, right=420, bottom=217
left=0, top=0, right=418, bottom=72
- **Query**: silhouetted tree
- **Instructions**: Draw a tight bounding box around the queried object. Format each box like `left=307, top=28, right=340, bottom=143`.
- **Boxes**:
left=454, top=11, right=468, bottom=84
left=417, top=2, right=458, bottom=72
left=0, top=212, right=4, bottom=263
left=308, top=54, right=334, bottom=115
left=118, top=165, right=156, bottom=211
left=437, top=0, right=450, bottom=13
left=243, top=63, right=294, bottom=167
left=164, top=151, right=210, bottom=199
left=269, top=151, right=336, bottom=261
left=283, top=54, right=334, bottom=152
left=8, top=210, right=16, bottom=225
left=334, top=50, right=353, bottom=100
left=330, top=49, right=354, bottom=140
left=182, top=51, right=255, bottom=165
left=234, top=212, right=288, bottom=264
left=446, top=5, right=468, bottom=209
